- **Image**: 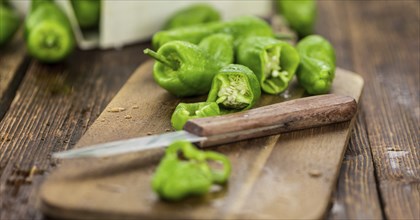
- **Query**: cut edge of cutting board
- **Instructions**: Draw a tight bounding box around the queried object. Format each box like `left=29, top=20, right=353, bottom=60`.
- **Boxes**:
left=39, top=61, right=364, bottom=220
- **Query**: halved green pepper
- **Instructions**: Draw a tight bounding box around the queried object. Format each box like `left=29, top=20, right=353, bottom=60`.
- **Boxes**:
left=276, top=0, right=316, bottom=37
left=296, top=35, right=336, bottom=94
left=207, top=64, right=261, bottom=113
left=25, top=0, right=75, bottom=63
left=163, top=3, right=220, bottom=30
left=237, top=36, right=300, bottom=94
left=144, top=33, right=234, bottom=97
left=0, top=3, right=20, bottom=47
left=152, top=140, right=231, bottom=201
left=171, top=102, right=220, bottom=131
left=153, top=15, right=273, bottom=49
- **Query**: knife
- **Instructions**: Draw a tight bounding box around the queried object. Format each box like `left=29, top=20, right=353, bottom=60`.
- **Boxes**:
left=53, top=94, right=357, bottom=159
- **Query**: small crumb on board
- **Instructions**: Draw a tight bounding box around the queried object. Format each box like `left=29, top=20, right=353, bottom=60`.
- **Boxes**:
left=107, top=107, right=126, bottom=113
left=308, top=169, right=322, bottom=178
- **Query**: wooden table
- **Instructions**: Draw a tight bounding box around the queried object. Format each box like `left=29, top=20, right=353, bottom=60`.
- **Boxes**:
left=0, top=1, right=418, bottom=219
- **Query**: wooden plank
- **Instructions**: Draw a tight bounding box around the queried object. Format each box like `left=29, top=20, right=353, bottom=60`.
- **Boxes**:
left=39, top=60, right=363, bottom=219
left=0, top=31, right=30, bottom=120
left=316, top=1, right=384, bottom=219
left=345, top=1, right=420, bottom=219
left=0, top=44, right=148, bottom=220
left=328, top=114, right=384, bottom=219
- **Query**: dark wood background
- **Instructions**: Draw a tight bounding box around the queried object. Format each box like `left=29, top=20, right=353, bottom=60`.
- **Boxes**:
left=0, top=1, right=418, bottom=219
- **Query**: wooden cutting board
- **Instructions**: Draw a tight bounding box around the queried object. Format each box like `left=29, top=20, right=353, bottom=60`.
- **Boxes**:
left=39, top=60, right=364, bottom=219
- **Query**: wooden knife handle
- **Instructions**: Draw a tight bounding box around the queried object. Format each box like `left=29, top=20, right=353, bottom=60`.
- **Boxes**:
left=183, top=94, right=357, bottom=147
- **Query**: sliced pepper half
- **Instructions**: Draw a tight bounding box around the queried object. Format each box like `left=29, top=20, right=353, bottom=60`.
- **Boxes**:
left=152, top=141, right=231, bottom=201
left=171, top=102, right=220, bottom=130
left=237, top=36, right=300, bottom=95
left=207, top=64, right=261, bottom=113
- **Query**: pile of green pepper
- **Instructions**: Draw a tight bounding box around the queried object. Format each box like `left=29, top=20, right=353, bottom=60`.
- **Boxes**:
left=144, top=2, right=336, bottom=201
left=145, top=4, right=336, bottom=130
left=148, top=4, right=337, bottom=201
left=0, top=0, right=101, bottom=62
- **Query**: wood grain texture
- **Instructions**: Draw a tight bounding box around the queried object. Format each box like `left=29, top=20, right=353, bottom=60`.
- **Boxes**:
left=186, top=94, right=356, bottom=136
left=357, top=1, right=420, bottom=219
left=317, top=1, right=384, bottom=219
left=0, top=45, right=148, bottom=220
left=321, top=1, right=420, bottom=219
left=39, top=61, right=363, bottom=219
left=329, top=113, right=384, bottom=219
left=349, top=1, right=420, bottom=218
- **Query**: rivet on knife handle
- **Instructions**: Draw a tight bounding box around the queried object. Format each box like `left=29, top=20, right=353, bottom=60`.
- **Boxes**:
left=183, top=94, right=357, bottom=147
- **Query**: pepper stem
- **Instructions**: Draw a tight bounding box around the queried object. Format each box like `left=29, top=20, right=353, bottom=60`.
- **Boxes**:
left=143, top=49, right=178, bottom=70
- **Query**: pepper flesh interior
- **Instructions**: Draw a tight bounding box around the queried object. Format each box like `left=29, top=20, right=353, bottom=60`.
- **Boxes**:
left=263, top=46, right=289, bottom=87
left=216, top=74, right=251, bottom=109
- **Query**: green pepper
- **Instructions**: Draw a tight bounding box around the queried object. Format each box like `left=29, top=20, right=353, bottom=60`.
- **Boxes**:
left=276, top=0, right=316, bottom=37
left=207, top=64, right=261, bottom=113
left=237, top=36, right=300, bottom=94
left=0, top=3, right=20, bottom=47
left=144, top=34, right=233, bottom=97
left=152, top=140, right=231, bottom=201
left=153, top=15, right=273, bottom=49
left=198, top=33, right=234, bottom=66
left=171, top=102, right=220, bottom=131
left=71, top=0, right=101, bottom=30
left=296, top=35, right=336, bottom=95
left=144, top=41, right=220, bottom=97
left=25, top=0, right=75, bottom=63
left=163, top=3, right=220, bottom=30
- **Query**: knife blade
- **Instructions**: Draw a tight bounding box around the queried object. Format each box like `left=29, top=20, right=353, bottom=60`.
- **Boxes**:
left=53, top=94, right=357, bottom=159
left=53, top=131, right=206, bottom=159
